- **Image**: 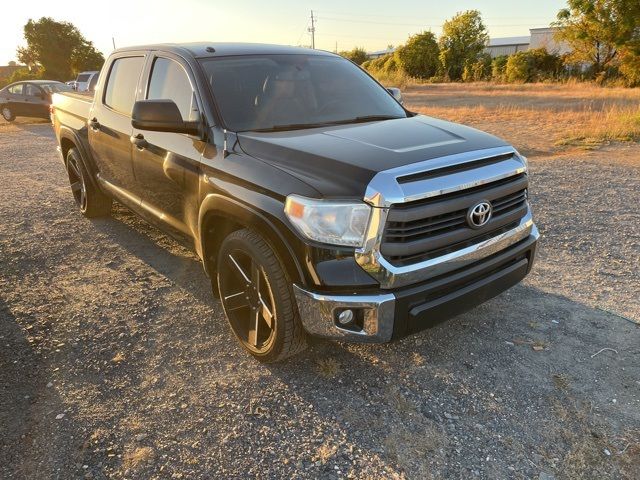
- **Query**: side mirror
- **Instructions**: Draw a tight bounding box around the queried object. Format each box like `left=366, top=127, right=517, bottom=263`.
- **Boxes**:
left=387, top=87, right=403, bottom=105
left=131, top=99, right=200, bottom=135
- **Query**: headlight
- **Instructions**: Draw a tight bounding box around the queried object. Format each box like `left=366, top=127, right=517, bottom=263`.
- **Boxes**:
left=284, top=195, right=372, bottom=247
left=517, top=151, right=528, bottom=173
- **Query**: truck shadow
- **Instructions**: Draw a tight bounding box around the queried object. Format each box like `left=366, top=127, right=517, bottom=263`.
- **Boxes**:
left=0, top=299, right=89, bottom=479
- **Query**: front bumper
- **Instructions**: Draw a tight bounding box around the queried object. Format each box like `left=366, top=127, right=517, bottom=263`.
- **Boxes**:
left=294, top=223, right=539, bottom=342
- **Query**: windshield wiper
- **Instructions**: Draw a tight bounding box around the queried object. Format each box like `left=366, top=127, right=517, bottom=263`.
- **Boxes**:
left=245, top=115, right=405, bottom=133
left=325, top=115, right=405, bottom=125
left=248, top=122, right=337, bottom=133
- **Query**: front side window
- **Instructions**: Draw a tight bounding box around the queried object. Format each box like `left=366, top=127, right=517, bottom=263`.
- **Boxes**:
left=147, top=57, right=196, bottom=121
left=103, top=57, right=145, bottom=115
left=41, top=83, right=72, bottom=94
left=199, top=54, right=406, bottom=132
left=24, top=84, right=41, bottom=97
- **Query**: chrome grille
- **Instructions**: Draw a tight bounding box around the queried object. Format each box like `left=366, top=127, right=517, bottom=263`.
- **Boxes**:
left=381, top=173, right=529, bottom=265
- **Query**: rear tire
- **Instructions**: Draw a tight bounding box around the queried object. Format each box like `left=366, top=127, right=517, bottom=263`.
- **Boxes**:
left=66, top=148, right=112, bottom=218
left=2, top=106, right=15, bottom=122
left=217, top=229, right=307, bottom=363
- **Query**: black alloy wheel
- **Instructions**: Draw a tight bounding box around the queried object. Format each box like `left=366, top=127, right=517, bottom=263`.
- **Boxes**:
left=219, top=248, right=277, bottom=353
left=67, top=153, right=87, bottom=211
left=217, top=229, right=307, bottom=362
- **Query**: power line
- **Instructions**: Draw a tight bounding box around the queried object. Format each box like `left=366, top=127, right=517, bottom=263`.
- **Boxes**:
left=318, top=16, right=541, bottom=28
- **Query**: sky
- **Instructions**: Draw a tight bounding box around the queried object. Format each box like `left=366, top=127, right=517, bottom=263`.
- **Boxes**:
left=1, top=0, right=567, bottom=66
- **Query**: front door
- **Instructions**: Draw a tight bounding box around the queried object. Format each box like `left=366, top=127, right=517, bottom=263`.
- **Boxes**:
left=88, top=55, right=146, bottom=195
left=131, top=55, right=205, bottom=237
left=23, top=83, right=49, bottom=118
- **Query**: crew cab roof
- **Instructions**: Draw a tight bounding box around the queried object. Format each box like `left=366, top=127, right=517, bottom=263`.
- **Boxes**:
left=111, top=42, right=336, bottom=59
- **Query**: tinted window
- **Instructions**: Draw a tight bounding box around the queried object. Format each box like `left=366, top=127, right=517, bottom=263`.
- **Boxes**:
left=88, top=73, right=99, bottom=92
left=199, top=54, right=406, bottom=131
left=41, top=83, right=72, bottom=94
left=24, top=84, right=41, bottom=97
left=147, top=57, right=195, bottom=120
left=76, top=74, right=91, bottom=82
left=8, top=84, right=23, bottom=95
left=104, top=57, right=145, bottom=115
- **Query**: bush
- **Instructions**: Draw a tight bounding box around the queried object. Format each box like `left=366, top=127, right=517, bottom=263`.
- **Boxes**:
left=338, top=47, right=368, bottom=65
left=505, top=48, right=563, bottom=83
left=619, top=50, right=640, bottom=87
left=8, top=68, right=40, bottom=83
left=463, top=54, right=492, bottom=82
left=395, top=32, right=439, bottom=79
left=491, top=55, right=509, bottom=82
left=505, top=52, right=532, bottom=83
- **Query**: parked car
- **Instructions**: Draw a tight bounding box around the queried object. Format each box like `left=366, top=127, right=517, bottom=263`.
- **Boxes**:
left=1, top=80, right=72, bottom=121
left=73, top=71, right=99, bottom=92
left=51, top=43, right=539, bottom=362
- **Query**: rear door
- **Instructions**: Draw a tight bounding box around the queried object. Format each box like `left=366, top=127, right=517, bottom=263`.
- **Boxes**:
left=88, top=53, right=146, bottom=195
left=131, top=54, right=206, bottom=236
left=23, top=83, right=49, bottom=117
left=4, top=84, right=25, bottom=116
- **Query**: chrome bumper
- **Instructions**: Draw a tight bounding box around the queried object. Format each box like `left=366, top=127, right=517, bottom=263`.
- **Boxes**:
left=294, top=286, right=396, bottom=342
left=295, top=221, right=539, bottom=342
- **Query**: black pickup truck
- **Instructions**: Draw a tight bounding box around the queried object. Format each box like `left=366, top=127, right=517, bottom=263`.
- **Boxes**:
left=52, top=43, right=539, bottom=362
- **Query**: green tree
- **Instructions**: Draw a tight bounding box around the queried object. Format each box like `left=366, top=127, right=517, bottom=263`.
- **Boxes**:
left=553, top=0, right=640, bottom=75
left=395, top=31, right=439, bottom=79
left=17, top=17, right=104, bottom=80
left=438, top=10, right=489, bottom=80
left=338, top=47, right=368, bottom=65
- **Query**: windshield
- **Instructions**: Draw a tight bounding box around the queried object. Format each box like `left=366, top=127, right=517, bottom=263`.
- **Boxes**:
left=199, top=54, right=406, bottom=132
left=41, top=83, right=72, bottom=93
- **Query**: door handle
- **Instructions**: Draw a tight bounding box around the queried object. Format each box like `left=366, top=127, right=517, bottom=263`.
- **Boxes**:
left=130, top=133, right=148, bottom=150
left=89, top=117, right=100, bottom=131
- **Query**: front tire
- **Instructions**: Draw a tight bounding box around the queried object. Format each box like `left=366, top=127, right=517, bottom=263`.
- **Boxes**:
left=2, top=106, right=15, bottom=122
left=217, top=229, right=307, bottom=362
left=66, top=148, right=112, bottom=218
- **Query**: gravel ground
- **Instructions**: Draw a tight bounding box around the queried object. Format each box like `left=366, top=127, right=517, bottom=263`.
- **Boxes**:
left=1, top=122, right=639, bottom=479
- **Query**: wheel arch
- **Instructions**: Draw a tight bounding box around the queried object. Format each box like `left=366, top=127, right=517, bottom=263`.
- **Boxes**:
left=198, top=194, right=305, bottom=285
left=58, top=127, right=102, bottom=192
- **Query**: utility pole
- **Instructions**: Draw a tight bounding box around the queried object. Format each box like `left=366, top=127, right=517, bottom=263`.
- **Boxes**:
left=112, top=37, right=116, bottom=50
left=308, top=10, right=316, bottom=49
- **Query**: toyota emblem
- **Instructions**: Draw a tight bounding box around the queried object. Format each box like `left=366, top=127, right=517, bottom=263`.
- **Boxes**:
left=467, top=201, right=492, bottom=228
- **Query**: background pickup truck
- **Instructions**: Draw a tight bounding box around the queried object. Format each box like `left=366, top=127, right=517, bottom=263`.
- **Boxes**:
left=51, top=43, right=539, bottom=362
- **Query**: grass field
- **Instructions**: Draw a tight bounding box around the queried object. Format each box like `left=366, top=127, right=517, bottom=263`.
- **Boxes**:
left=403, top=82, right=640, bottom=157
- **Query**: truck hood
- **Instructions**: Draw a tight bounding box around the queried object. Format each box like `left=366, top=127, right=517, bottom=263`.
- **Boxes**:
left=237, top=115, right=509, bottom=198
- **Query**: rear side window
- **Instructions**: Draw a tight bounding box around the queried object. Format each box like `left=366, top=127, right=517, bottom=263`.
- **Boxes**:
left=104, top=57, right=145, bottom=115
left=8, top=84, right=23, bottom=95
left=147, top=57, right=196, bottom=121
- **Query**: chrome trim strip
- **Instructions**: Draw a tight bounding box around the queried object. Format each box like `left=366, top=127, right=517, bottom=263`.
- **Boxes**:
left=293, top=285, right=395, bottom=343
left=364, top=146, right=523, bottom=207
left=357, top=210, right=537, bottom=289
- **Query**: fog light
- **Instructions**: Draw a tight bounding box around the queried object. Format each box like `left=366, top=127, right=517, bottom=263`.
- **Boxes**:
left=337, top=309, right=354, bottom=325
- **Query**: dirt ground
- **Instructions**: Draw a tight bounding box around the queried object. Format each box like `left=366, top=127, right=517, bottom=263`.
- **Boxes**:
left=1, top=85, right=639, bottom=479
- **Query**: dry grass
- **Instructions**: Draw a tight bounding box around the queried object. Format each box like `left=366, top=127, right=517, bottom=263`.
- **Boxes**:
left=560, top=106, right=640, bottom=146
left=315, top=357, right=341, bottom=378
left=123, top=446, right=155, bottom=469
left=403, top=82, right=640, bottom=155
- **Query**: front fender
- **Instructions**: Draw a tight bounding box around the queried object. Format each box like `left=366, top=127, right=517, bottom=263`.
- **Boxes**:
left=198, top=192, right=306, bottom=285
